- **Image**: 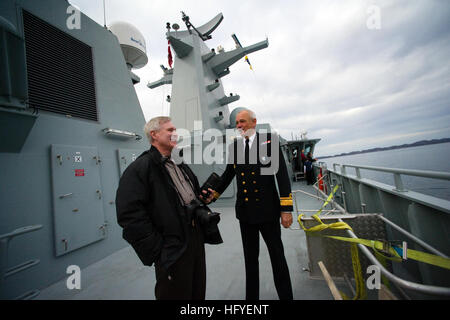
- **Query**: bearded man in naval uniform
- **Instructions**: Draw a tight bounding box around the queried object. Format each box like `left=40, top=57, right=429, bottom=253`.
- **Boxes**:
left=212, top=109, right=294, bottom=300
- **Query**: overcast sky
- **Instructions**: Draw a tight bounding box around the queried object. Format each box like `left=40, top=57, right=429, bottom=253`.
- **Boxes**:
left=70, top=0, right=450, bottom=156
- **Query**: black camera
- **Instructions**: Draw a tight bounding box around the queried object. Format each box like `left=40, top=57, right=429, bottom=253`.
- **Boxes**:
left=200, top=172, right=221, bottom=198
left=185, top=199, right=220, bottom=225
left=185, top=199, right=222, bottom=244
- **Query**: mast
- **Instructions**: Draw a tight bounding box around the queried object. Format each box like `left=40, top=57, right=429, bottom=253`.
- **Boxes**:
left=148, top=12, right=268, bottom=132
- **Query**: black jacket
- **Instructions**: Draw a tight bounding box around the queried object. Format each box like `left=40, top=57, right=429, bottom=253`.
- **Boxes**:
left=214, top=132, right=293, bottom=224
left=116, top=146, right=220, bottom=270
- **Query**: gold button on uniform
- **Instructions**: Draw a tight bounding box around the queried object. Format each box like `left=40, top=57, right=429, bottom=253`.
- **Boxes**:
left=243, top=189, right=247, bottom=193
left=241, top=172, right=244, bottom=176
left=253, top=181, right=256, bottom=184
left=242, top=181, right=246, bottom=185
left=245, top=197, right=248, bottom=202
left=251, top=172, right=255, bottom=175
left=255, top=189, right=258, bottom=192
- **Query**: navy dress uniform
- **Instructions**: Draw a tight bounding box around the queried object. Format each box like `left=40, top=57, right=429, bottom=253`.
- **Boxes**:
left=213, top=132, right=294, bottom=300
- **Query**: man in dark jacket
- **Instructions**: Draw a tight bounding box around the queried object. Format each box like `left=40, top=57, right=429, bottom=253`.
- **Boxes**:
left=212, top=109, right=294, bottom=300
left=305, top=151, right=317, bottom=185
left=116, top=116, right=216, bottom=300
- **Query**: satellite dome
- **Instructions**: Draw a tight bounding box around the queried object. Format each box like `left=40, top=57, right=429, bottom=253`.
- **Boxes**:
left=108, top=21, right=148, bottom=69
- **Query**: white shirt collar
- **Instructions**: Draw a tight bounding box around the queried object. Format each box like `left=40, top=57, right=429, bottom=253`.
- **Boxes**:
left=243, top=131, right=257, bottom=149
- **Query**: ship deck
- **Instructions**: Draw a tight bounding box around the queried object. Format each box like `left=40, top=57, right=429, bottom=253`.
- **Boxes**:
left=36, top=180, right=354, bottom=300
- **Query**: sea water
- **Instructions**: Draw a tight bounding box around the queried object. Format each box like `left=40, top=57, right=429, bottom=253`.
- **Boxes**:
left=319, top=142, right=450, bottom=201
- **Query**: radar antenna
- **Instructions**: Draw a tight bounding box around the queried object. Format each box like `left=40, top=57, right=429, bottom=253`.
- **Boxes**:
left=181, top=11, right=212, bottom=40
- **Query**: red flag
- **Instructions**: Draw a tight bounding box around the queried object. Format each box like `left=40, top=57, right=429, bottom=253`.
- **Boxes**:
left=168, top=40, right=173, bottom=68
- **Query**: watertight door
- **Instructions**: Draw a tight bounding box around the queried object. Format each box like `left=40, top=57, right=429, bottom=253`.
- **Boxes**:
left=50, top=144, right=106, bottom=256
left=117, top=148, right=146, bottom=176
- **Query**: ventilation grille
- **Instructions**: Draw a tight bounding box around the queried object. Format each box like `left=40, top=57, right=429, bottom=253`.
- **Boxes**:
left=23, top=10, right=98, bottom=121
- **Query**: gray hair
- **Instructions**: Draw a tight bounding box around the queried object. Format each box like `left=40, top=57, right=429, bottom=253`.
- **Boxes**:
left=239, top=108, right=256, bottom=121
left=144, top=116, right=171, bottom=142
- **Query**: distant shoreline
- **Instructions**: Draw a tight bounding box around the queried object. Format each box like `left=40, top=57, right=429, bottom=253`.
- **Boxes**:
left=317, top=138, right=450, bottom=159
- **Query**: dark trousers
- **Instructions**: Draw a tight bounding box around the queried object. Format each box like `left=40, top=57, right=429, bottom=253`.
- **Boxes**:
left=154, top=223, right=206, bottom=300
left=239, top=220, right=293, bottom=300
left=306, top=170, right=314, bottom=184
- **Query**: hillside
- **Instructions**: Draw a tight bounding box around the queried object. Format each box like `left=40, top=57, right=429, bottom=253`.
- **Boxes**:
left=318, top=138, right=450, bottom=159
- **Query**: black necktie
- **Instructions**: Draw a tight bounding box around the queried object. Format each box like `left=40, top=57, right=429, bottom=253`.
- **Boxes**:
left=245, top=137, right=249, bottom=164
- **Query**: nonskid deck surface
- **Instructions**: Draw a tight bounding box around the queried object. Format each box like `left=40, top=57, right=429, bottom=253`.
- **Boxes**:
left=37, top=181, right=350, bottom=300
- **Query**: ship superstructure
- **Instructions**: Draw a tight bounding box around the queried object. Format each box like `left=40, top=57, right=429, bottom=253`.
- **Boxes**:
left=1, top=1, right=449, bottom=301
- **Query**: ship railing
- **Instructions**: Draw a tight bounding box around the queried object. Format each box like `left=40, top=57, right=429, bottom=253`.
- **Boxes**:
left=331, top=163, right=450, bottom=193
left=292, top=163, right=450, bottom=297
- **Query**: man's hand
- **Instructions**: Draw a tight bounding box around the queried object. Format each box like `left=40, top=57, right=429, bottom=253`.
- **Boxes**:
left=199, top=188, right=215, bottom=204
left=280, top=212, right=293, bottom=228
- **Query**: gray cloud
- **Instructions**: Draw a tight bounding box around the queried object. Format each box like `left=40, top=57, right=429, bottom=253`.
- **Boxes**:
left=71, top=0, right=450, bottom=156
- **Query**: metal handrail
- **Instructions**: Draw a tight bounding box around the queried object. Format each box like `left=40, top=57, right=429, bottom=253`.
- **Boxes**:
left=377, top=215, right=448, bottom=258
left=329, top=163, right=450, bottom=192
left=296, top=163, right=450, bottom=296
left=316, top=169, right=448, bottom=258
left=320, top=162, right=450, bottom=218
left=308, top=184, right=450, bottom=297
left=343, top=219, right=450, bottom=296
left=332, top=163, right=450, bottom=181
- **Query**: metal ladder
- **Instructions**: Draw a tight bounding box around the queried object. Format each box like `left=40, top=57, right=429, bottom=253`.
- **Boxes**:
left=0, top=225, right=42, bottom=299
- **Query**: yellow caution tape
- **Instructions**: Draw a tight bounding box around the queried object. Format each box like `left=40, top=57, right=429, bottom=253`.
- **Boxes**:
left=297, top=183, right=450, bottom=299
left=297, top=182, right=450, bottom=300
left=313, top=185, right=339, bottom=216
left=298, top=214, right=367, bottom=300
left=298, top=183, right=450, bottom=269
left=324, top=235, right=450, bottom=270
left=341, top=243, right=366, bottom=300
left=298, top=185, right=367, bottom=300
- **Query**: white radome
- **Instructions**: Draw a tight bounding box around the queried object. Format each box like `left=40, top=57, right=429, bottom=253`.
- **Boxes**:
left=108, top=21, right=148, bottom=69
